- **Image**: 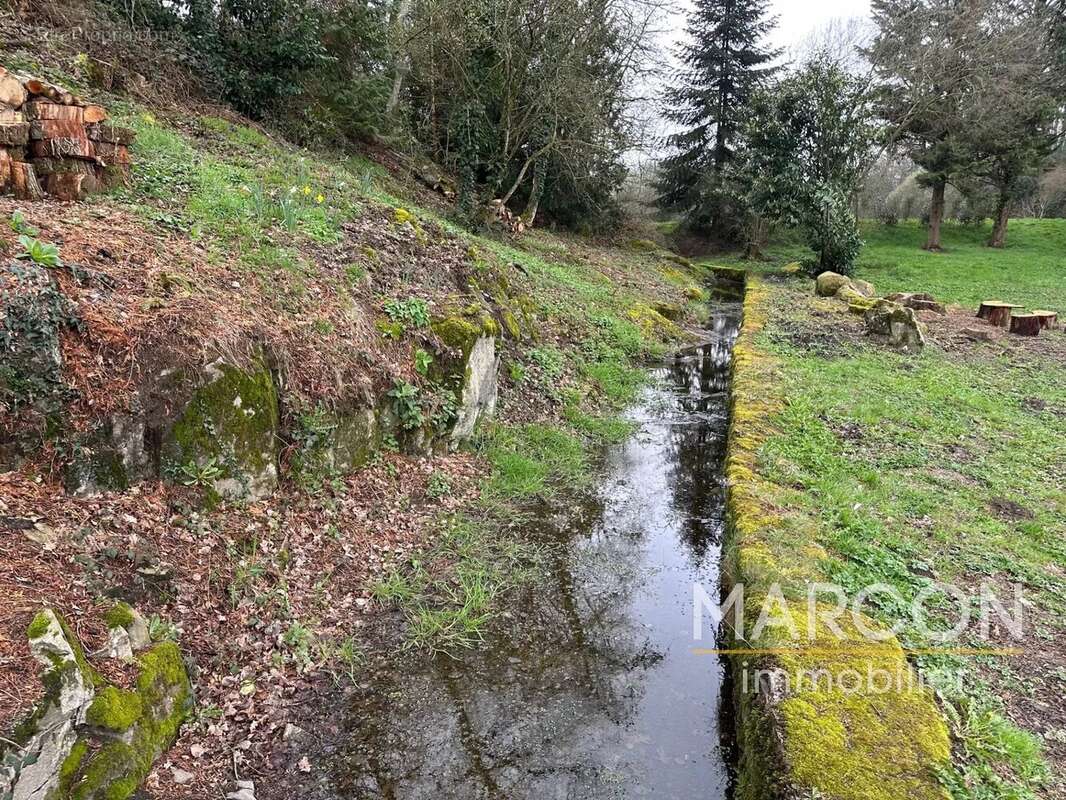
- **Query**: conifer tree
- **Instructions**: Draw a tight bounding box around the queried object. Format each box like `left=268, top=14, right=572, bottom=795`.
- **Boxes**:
left=656, top=0, right=779, bottom=240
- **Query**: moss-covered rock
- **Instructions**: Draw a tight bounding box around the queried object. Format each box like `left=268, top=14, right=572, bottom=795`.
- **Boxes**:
left=626, top=303, right=683, bottom=340
left=162, top=356, right=280, bottom=502
left=4, top=610, right=192, bottom=800
left=815, top=271, right=853, bottom=297
left=86, top=686, right=143, bottom=733
left=291, top=406, right=378, bottom=485
left=70, top=642, right=191, bottom=800
left=64, top=414, right=153, bottom=497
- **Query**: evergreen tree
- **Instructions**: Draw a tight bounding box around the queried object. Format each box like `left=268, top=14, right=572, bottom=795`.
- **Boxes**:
left=656, top=0, right=779, bottom=241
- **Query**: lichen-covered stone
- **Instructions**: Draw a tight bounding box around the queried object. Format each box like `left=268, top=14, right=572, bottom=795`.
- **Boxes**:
left=162, top=357, right=280, bottom=502
left=815, top=271, right=852, bottom=297
left=450, top=335, right=499, bottom=442
left=64, top=414, right=153, bottom=497
left=835, top=285, right=868, bottom=306
left=292, top=407, right=378, bottom=484
left=852, top=278, right=876, bottom=297
left=105, top=603, right=150, bottom=662
left=864, top=300, right=926, bottom=353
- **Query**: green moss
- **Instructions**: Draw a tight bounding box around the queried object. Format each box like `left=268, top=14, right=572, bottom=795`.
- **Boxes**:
left=376, top=319, right=404, bottom=339
left=625, top=303, right=683, bottom=340
left=500, top=309, right=521, bottom=339
left=724, top=279, right=952, bottom=800
left=71, top=642, right=191, bottom=800
left=394, top=207, right=415, bottom=225
left=432, top=315, right=481, bottom=356
left=58, top=739, right=89, bottom=792
left=27, top=610, right=51, bottom=640
left=628, top=238, right=658, bottom=251
left=87, top=686, right=143, bottom=732
left=104, top=602, right=135, bottom=630
left=164, top=357, right=279, bottom=499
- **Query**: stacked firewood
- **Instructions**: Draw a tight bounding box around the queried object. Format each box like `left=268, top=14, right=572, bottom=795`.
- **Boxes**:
left=488, top=198, right=528, bottom=236
left=0, top=67, right=135, bottom=202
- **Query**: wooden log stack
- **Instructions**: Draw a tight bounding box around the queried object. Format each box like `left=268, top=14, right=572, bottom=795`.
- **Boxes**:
left=0, top=66, right=135, bottom=202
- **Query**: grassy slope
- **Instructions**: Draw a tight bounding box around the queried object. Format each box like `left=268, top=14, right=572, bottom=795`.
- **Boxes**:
left=1, top=51, right=717, bottom=686
left=722, top=225, right=1066, bottom=800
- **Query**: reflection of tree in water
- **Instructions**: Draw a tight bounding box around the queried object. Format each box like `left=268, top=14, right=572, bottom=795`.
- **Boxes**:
left=325, top=303, right=742, bottom=800
left=331, top=508, right=664, bottom=799
left=661, top=305, right=741, bottom=562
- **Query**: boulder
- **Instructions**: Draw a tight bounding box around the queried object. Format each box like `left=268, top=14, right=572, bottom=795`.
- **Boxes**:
left=886, top=292, right=945, bottom=314
left=432, top=315, right=501, bottom=444
left=815, top=271, right=852, bottom=297
left=835, top=285, right=868, bottom=305
left=450, top=335, right=499, bottom=442
left=864, top=300, right=926, bottom=353
left=162, top=356, right=281, bottom=503
left=852, top=279, right=876, bottom=297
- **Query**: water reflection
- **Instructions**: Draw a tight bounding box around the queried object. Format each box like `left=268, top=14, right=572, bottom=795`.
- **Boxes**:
left=326, top=302, right=743, bottom=800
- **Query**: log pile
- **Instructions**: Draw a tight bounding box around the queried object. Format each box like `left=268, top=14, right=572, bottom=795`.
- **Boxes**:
left=0, top=67, right=135, bottom=202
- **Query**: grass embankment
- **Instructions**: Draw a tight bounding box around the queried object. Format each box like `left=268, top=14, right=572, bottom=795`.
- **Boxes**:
left=722, top=226, right=1065, bottom=800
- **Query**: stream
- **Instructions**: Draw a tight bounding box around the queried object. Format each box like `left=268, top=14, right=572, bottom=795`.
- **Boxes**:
left=328, top=295, right=743, bottom=800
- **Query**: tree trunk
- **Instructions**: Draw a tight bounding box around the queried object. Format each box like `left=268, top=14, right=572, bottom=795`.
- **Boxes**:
left=988, top=195, right=1010, bottom=248
left=924, top=179, right=946, bottom=251
left=745, top=216, right=767, bottom=260
left=1009, top=314, right=1042, bottom=336
left=521, top=164, right=544, bottom=226
left=384, top=0, right=414, bottom=116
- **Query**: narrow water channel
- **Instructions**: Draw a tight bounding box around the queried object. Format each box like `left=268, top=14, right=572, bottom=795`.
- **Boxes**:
left=331, top=296, right=743, bottom=800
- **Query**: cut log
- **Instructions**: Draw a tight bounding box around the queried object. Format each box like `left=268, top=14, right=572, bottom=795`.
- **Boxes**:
left=0, top=107, right=25, bottom=124
left=962, top=327, right=995, bottom=342
left=977, top=301, right=1022, bottom=328
left=31, top=138, right=94, bottom=160
left=0, top=73, right=27, bottom=108
left=1009, top=314, right=1042, bottom=337
left=10, top=161, right=44, bottom=200
left=46, top=172, right=86, bottom=202
left=23, top=101, right=84, bottom=122
left=86, top=123, right=135, bottom=146
left=24, top=79, right=75, bottom=106
left=0, top=122, right=30, bottom=147
left=29, top=119, right=85, bottom=140
left=0, top=148, right=11, bottom=192
left=83, top=105, right=108, bottom=124
left=93, top=141, right=130, bottom=165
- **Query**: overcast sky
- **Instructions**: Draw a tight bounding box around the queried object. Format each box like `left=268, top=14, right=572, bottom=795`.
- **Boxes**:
left=765, top=0, right=872, bottom=52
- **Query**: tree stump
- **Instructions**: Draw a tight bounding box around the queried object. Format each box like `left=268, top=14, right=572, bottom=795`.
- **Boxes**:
left=977, top=301, right=1022, bottom=328
left=1031, top=311, right=1058, bottom=330
left=1010, top=314, right=1042, bottom=337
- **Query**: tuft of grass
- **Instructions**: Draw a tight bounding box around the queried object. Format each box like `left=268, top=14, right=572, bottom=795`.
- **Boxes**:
left=478, top=423, right=588, bottom=503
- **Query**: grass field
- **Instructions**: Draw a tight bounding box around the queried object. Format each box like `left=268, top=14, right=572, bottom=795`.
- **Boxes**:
left=712, top=218, right=1066, bottom=314
left=855, top=220, right=1066, bottom=312
left=739, top=221, right=1066, bottom=798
